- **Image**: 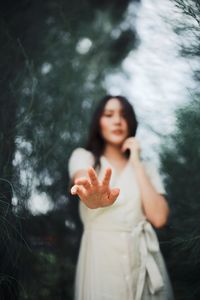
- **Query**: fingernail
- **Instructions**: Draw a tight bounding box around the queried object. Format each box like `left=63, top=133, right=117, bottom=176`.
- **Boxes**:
left=71, top=186, right=77, bottom=194
left=114, top=188, right=120, bottom=194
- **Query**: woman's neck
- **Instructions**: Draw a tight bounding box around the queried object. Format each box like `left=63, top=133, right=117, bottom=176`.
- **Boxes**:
left=103, top=144, right=126, bottom=162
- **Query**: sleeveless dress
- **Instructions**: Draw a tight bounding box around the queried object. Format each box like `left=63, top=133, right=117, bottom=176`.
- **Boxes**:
left=68, top=148, right=174, bottom=300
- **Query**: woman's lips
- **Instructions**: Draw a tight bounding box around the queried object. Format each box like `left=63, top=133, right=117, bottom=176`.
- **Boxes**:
left=112, top=129, right=123, bottom=135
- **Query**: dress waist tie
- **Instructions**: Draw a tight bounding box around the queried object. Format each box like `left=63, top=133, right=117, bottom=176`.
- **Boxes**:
left=134, top=220, right=164, bottom=300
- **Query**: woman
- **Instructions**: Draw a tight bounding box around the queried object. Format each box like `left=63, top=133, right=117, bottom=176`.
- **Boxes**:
left=68, top=95, right=174, bottom=300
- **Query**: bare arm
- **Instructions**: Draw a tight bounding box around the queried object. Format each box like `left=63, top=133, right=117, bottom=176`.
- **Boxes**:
left=133, top=161, right=169, bottom=228
left=122, top=137, right=169, bottom=228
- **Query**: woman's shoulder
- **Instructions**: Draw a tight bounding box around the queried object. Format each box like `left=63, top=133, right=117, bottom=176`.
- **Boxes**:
left=68, top=147, right=95, bottom=179
left=70, top=147, right=94, bottom=159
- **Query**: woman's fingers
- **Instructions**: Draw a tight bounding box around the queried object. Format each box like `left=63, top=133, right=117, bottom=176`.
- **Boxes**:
left=71, top=184, right=86, bottom=199
left=88, top=167, right=99, bottom=186
left=101, top=168, right=112, bottom=187
left=109, top=188, right=120, bottom=204
left=122, top=137, right=140, bottom=151
left=71, top=168, right=120, bottom=208
left=71, top=185, right=77, bottom=195
left=121, top=140, right=128, bottom=152
left=122, top=139, right=133, bottom=152
left=75, top=177, right=91, bottom=190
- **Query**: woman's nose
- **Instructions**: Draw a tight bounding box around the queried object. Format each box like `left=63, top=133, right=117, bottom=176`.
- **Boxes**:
left=113, top=114, right=121, bottom=123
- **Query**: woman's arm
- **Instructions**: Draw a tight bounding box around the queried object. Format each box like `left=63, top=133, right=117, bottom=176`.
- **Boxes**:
left=122, top=137, right=169, bottom=228
left=132, top=160, right=169, bottom=228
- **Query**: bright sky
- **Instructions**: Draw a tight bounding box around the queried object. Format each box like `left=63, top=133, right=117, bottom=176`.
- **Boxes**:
left=105, top=0, right=197, bottom=163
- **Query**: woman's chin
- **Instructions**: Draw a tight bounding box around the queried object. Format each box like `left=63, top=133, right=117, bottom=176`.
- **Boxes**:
left=108, top=139, right=125, bottom=147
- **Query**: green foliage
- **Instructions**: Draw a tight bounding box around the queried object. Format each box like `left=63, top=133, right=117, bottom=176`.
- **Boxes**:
left=13, top=0, right=139, bottom=207
left=173, top=0, right=200, bottom=57
left=0, top=0, right=140, bottom=298
left=160, top=98, right=200, bottom=299
left=160, top=2, right=200, bottom=298
left=174, top=0, right=200, bottom=26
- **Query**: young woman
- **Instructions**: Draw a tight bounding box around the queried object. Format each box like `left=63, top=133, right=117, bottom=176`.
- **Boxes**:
left=68, top=95, right=174, bottom=300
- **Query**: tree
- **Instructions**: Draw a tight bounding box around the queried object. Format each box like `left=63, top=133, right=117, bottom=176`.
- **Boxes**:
left=0, top=0, right=140, bottom=298
left=160, top=1, right=200, bottom=299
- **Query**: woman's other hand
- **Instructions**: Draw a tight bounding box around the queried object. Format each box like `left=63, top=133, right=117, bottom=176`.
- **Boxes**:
left=71, top=167, right=120, bottom=209
left=122, top=137, right=141, bottom=165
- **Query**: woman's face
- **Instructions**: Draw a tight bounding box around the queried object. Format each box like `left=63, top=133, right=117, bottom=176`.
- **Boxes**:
left=99, top=98, right=129, bottom=147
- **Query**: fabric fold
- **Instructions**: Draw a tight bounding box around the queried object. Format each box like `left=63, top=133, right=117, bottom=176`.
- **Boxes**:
left=134, top=220, right=164, bottom=300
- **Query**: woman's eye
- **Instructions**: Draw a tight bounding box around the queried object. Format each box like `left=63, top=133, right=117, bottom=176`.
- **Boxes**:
left=104, top=114, right=112, bottom=117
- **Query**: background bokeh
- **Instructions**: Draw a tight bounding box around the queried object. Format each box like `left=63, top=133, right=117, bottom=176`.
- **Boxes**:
left=0, top=0, right=200, bottom=299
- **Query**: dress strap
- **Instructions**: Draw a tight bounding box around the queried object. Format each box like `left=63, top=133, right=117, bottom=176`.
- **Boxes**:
left=134, top=220, right=164, bottom=300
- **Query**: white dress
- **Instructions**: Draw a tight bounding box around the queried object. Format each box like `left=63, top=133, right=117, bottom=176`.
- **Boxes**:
left=68, top=148, right=174, bottom=300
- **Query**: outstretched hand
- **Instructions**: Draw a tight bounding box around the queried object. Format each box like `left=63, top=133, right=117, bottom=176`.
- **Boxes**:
left=71, top=167, right=120, bottom=209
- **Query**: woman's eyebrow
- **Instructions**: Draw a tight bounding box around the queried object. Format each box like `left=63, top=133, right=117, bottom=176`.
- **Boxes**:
left=104, top=108, right=124, bottom=113
left=104, top=109, right=114, bottom=112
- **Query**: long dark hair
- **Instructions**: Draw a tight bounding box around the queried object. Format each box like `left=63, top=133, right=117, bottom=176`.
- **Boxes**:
left=85, top=95, right=138, bottom=168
